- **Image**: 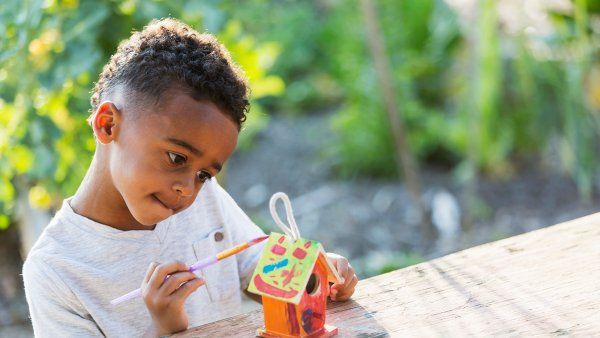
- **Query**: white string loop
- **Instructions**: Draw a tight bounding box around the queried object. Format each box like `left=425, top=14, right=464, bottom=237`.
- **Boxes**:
left=269, top=192, right=301, bottom=241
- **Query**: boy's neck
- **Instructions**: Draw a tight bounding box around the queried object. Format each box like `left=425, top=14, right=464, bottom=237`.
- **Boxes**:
left=70, top=155, right=155, bottom=231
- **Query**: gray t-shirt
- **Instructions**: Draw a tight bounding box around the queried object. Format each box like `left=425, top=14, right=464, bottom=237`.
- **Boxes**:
left=22, top=179, right=266, bottom=337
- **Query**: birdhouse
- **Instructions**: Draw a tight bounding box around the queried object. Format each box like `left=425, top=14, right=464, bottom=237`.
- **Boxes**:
left=248, top=232, right=343, bottom=337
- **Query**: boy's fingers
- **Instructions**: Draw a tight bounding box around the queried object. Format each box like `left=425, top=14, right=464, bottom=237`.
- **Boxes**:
left=347, top=274, right=359, bottom=291
left=148, top=260, right=189, bottom=290
left=143, top=262, right=160, bottom=284
left=159, top=271, right=198, bottom=296
left=330, top=283, right=344, bottom=297
left=343, top=265, right=355, bottom=284
left=335, top=259, right=349, bottom=282
left=334, top=276, right=358, bottom=301
left=169, top=278, right=205, bottom=305
left=330, top=269, right=358, bottom=301
left=330, top=286, right=339, bottom=300
left=330, top=282, right=344, bottom=299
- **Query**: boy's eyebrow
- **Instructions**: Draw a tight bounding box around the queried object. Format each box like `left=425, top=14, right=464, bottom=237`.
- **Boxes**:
left=166, top=137, right=203, bottom=156
left=165, top=137, right=223, bottom=172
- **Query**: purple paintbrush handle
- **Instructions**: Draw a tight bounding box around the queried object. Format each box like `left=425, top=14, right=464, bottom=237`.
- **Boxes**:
left=111, top=256, right=218, bottom=306
left=110, top=288, right=142, bottom=305
left=189, top=256, right=218, bottom=272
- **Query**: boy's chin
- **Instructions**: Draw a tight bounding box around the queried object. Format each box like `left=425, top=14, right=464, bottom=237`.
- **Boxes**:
left=127, top=195, right=176, bottom=226
left=130, top=204, right=173, bottom=227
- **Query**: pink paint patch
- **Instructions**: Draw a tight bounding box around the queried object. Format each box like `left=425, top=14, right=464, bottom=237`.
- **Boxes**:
left=271, top=244, right=286, bottom=255
left=293, top=247, right=307, bottom=260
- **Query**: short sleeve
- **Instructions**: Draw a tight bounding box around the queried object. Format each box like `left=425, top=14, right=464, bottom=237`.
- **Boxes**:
left=22, top=255, right=104, bottom=337
left=213, top=181, right=266, bottom=289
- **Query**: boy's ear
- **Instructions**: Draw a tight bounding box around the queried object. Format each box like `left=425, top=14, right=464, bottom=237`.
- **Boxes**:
left=92, top=102, right=121, bottom=144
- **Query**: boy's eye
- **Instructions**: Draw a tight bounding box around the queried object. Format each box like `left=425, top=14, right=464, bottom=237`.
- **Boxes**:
left=197, top=170, right=212, bottom=183
left=168, top=152, right=186, bottom=165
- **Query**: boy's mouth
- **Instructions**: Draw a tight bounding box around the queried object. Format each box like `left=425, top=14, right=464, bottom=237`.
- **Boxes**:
left=152, top=194, right=177, bottom=213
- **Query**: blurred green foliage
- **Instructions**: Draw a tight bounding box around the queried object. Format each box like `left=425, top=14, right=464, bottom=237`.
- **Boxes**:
left=330, top=0, right=599, bottom=191
left=0, top=0, right=283, bottom=228
left=1, top=0, right=599, bottom=230
left=225, top=0, right=600, bottom=195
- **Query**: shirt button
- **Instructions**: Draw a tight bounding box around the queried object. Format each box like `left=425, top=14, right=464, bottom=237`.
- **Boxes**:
left=214, top=231, right=224, bottom=242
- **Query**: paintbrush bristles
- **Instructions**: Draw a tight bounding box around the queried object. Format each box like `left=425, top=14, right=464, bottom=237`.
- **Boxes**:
left=249, top=235, right=270, bottom=246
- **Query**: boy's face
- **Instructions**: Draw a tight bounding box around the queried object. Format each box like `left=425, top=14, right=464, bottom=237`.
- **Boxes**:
left=104, top=91, right=238, bottom=227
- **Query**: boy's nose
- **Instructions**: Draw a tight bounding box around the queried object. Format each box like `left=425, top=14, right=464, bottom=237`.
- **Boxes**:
left=172, top=182, right=193, bottom=197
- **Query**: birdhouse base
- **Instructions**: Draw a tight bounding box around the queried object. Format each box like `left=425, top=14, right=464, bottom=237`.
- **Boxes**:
left=257, top=324, right=338, bottom=338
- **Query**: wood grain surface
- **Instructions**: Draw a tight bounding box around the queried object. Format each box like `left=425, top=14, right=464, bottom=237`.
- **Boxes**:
left=174, top=213, right=600, bottom=337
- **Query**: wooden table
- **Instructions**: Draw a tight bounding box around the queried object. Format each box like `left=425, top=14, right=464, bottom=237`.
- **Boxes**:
left=175, top=213, right=600, bottom=337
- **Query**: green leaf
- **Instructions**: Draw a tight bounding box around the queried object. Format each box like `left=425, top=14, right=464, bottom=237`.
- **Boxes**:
left=0, top=177, right=15, bottom=202
left=8, top=145, right=34, bottom=174
left=0, top=215, right=9, bottom=230
left=29, top=185, right=52, bottom=209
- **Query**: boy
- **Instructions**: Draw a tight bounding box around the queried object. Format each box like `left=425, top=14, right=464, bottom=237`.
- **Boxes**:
left=22, top=18, right=358, bottom=337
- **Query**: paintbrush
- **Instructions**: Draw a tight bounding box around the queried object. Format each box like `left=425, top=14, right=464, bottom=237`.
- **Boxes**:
left=111, top=235, right=269, bottom=305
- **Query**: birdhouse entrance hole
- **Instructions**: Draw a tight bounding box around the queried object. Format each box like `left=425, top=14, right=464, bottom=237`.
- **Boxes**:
left=306, top=273, right=319, bottom=295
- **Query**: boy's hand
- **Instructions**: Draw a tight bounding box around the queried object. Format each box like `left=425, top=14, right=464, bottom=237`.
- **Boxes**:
left=326, top=253, right=358, bottom=301
left=141, top=261, right=205, bottom=336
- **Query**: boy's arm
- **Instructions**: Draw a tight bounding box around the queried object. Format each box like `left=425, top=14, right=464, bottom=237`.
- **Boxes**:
left=22, top=257, right=104, bottom=337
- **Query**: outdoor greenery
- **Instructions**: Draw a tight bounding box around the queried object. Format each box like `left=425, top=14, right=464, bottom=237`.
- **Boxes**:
left=1, top=0, right=599, bottom=230
left=226, top=0, right=600, bottom=190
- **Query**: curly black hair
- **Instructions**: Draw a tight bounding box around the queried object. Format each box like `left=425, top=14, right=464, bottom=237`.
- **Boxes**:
left=90, top=18, right=249, bottom=128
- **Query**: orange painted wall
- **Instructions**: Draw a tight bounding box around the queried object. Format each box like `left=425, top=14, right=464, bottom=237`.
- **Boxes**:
left=261, top=258, right=330, bottom=336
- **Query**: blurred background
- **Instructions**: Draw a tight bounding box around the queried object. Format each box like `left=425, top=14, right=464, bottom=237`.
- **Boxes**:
left=1, top=0, right=599, bottom=335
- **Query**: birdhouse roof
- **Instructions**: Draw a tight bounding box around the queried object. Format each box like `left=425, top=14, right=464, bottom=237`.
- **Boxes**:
left=247, top=232, right=343, bottom=305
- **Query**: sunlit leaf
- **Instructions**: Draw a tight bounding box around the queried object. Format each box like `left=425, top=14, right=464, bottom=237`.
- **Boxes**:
left=29, top=185, right=52, bottom=209
left=8, top=145, right=34, bottom=174
left=0, top=215, right=9, bottom=230
left=118, top=0, right=136, bottom=15
left=0, top=177, right=15, bottom=202
left=251, top=76, right=285, bottom=98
